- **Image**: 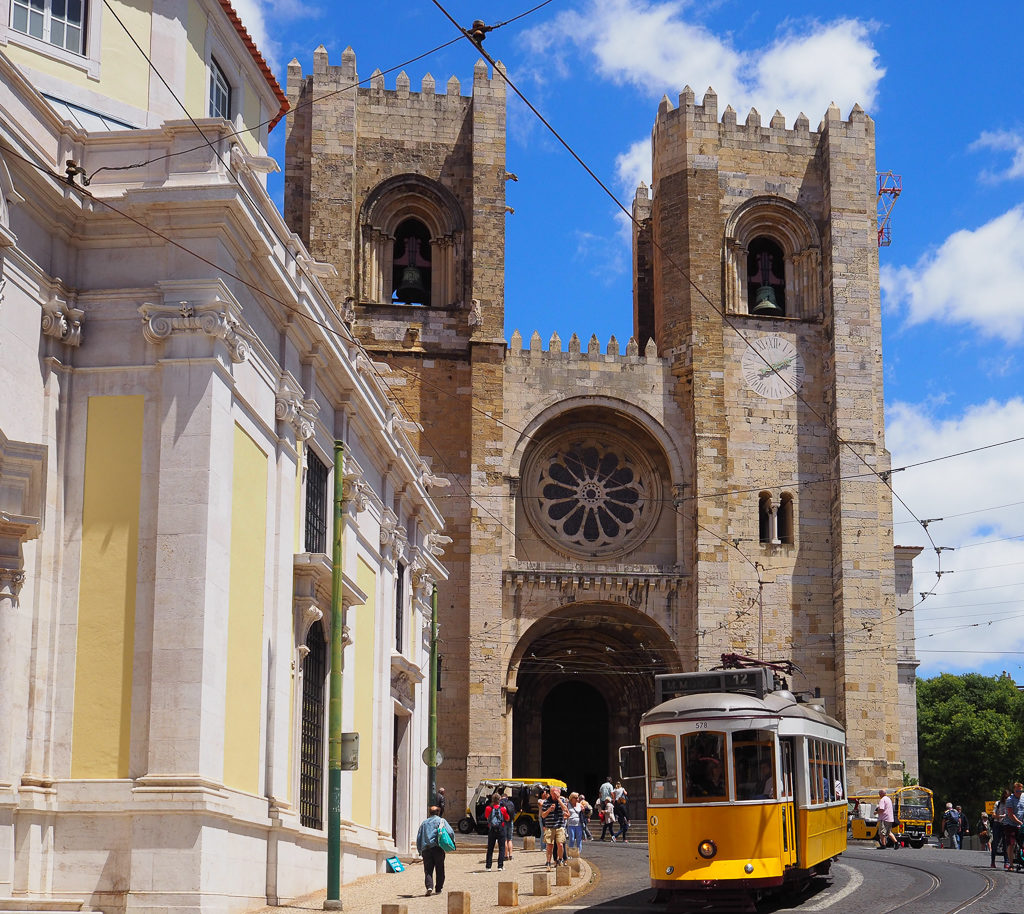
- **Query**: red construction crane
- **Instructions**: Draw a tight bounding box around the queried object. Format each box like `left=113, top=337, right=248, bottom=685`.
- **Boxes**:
left=877, top=171, right=902, bottom=247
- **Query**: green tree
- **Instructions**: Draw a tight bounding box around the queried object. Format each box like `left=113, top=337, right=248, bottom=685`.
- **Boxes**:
left=917, top=672, right=1024, bottom=830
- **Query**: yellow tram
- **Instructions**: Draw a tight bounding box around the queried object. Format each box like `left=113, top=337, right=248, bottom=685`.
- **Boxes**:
left=640, top=667, right=847, bottom=910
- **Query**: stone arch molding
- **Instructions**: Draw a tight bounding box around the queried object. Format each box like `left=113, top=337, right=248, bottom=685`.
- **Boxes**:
left=359, top=173, right=466, bottom=308
left=509, top=395, right=688, bottom=487
left=723, top=195, right=822, bottom=320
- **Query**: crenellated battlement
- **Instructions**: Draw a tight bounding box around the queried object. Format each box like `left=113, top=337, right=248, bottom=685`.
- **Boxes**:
left=507, top=330, right=660, bottom=363
left=287, top=45, right=505, bottom=106
left=653, top=84, right=871, bottom=146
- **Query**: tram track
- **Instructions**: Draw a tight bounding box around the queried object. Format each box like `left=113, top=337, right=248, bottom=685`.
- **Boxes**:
left=841, top=847, right=997, bottom=914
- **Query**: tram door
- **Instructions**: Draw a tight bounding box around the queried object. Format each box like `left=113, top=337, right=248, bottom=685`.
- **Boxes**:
left=779, top=738, right=797, bottom=868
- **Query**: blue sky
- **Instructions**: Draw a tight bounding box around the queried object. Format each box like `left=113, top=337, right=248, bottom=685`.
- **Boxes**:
left=236, top=0, right=1024, bottom=681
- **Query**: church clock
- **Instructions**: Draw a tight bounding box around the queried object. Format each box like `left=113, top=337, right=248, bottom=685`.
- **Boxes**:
left=741, top=335, right=804, bottom=400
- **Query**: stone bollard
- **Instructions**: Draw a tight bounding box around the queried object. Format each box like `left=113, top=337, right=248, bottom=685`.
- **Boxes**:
left=570, top=858, right=582, bottom=877
left=568, top=846, right=580, bottom=858
left=447, top=890, right=470, bottom=914
left=497, top=881, right=519, bottom=907
left=522, top=836, right=536, bottom=851
left=556, top=865, right=571, bottom=886
left=382, top=906, right=407, bottom=914
left=532, top=873, right=550, bottom=896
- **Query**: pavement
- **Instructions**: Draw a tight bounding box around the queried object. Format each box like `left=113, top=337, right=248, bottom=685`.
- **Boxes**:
left=256, top=843, right=597, bottom=914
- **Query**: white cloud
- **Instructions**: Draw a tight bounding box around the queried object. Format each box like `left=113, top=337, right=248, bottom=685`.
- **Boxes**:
left=615, top=137, right=652, bottom=195
left=887, top=398, right=1024, bottom=676
left=880, top=206, right=1024, bottom=342
left=230, top=0, right=323, bottom=74
left=971, top=129, right=1024, bottom=182
left=523, top=1, right=884, bottom=123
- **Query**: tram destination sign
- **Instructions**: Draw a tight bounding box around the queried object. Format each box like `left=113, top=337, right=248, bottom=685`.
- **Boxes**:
left=655, top=668, right=773, bottom=704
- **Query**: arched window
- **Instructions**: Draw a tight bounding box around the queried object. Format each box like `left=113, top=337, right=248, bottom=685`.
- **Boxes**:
left=758, top=492, right=773, bottom=544
left=778, top=492, right=794, bottom=545
left=299, top=620, right=326, bottom=829
left=747, top=237, right=786, bottom=316
left=360, top=174, right=465, bottom=309
left=392, top=218, right=432, bottom=306
left=724, top=197, right=821, bottom=320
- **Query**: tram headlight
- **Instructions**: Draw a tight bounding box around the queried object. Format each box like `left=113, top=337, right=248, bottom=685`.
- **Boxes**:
left=744, top=863, right=754, bottom=874
left=665, top=866, right=674, bottom=875
left=697, top=839, right=717, bottom=859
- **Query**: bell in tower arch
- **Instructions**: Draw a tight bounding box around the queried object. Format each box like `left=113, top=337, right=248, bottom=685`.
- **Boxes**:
left=392, top=218, right=432, bottom=306
left=747, top=237, right=786, bottom=316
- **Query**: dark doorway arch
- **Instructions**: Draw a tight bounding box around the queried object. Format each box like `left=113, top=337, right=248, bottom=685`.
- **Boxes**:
left=539, top=682, right=608, bottom=798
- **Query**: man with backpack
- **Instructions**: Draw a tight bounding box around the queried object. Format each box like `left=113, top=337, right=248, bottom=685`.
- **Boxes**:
left=484, top=792, right=510, bottom=871
left=501, top=787, right=517, bottom=862
left=416, top=805, right=456, bottom=896
left=942, top=802, right=961, bottom=849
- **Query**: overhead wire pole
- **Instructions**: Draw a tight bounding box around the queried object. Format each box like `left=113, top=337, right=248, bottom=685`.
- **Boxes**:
left=326, top=441, right=345, bottom=910
left=427, top=584, right=439, bottom=805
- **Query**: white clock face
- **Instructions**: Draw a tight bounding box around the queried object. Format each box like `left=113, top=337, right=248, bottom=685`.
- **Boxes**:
left=741, top=335, right=804, bottom=400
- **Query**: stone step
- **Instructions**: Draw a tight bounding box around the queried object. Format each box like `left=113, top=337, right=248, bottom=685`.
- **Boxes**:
left=0, top=900, right=93, bottom=913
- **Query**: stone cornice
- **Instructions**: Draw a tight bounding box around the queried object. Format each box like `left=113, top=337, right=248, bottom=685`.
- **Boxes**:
left=503, top=568, right=687, bottom=608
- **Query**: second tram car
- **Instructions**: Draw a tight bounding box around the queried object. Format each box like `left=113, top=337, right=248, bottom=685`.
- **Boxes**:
left=640, top=668, right=847, bottom=910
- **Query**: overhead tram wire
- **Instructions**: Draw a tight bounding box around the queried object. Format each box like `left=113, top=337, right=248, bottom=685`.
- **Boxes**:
left=426, top=1, right=947, bottom=612
left=94, top=0, right=541, bottom=565
left=86, top=0, right=555, bottom=184
left=101, top=0, right=951, bottom=596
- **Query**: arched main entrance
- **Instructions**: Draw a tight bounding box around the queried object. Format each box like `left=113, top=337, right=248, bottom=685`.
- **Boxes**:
left=510, top=602, right=679, bottom=802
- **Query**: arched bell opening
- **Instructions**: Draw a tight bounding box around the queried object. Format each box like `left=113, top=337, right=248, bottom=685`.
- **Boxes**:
left=392, top=217, right=432, bottom=306
left=747, top=236, right=786, bottom=316
left=509, top=602, right=680, bottom=803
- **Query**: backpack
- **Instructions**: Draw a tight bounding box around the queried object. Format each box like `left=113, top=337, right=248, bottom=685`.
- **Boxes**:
left=488, top=804, right=505, bottom=829
left=501, top=797, right=516, bottom=819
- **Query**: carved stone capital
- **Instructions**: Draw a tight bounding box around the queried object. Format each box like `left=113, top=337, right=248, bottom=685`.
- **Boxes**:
left=275, top=371, right=318, bottom=441
left=342, top=471, right=370, bottom=512
left=139, top=298, right=251, bottom=363
left=0, top=567, right=26, bottom=603
left=41, top=295, right=83, bottom=347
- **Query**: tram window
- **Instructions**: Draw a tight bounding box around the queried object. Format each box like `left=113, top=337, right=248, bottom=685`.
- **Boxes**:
left=780, top=739, right=794, bottom=799
left=683, top=732, right=727, bottom=802
left=646, top=734, right=678, bottom=803
left=732, top=729, right=775, bottom=801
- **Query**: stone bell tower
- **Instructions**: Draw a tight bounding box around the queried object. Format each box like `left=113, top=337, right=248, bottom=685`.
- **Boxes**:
left=285, top=46, right=509, bottom=802
left=634, top=88, right=902, bottom=790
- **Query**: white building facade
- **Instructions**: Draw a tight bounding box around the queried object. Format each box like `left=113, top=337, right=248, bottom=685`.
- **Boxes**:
left=0, top=4, right=448, bottom=914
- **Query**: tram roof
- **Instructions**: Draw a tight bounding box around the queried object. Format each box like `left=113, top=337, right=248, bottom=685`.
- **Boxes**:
left=641, top=689, right=843, bottom=732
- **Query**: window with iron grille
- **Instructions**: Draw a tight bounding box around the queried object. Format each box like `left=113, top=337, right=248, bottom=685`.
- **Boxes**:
left=11, top=0, right=85, bottom=54
left=395, top=562, right=405, bottom=653
left=305, top=450, right=328, bottom=554
left=299, top=620, right=326, bottom=829
left=209, top=57, right=231, bottom=120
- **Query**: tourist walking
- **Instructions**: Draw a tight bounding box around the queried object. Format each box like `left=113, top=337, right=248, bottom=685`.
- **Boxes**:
left=977, top=812, right=991, bottom=852
left=541, top=786, right=570, bottom=868
left=992, top=789, right=1009, bottom=868
left=600, top=795, right=617, bottom=842
left=484, top=792, right=509, bottom=870
left=613, top=781, right=630, bottom=842
left=941, top=802, right=960, bottom=849
left=416, top=805, right=455, bottom=896
left=579, top=795, right=594, bottom=842
left=876, top=789, right=897, bottom=850
left=1004, top=782, right=1023, bottom=870
left=566, top=792, right=584, bottom=854
left=500, top=787, right=517, bottom=862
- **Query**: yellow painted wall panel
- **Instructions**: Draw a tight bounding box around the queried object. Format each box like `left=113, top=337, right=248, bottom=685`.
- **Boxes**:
left=71, top=395, right=145, bottom=779
left=351, top=558, right=377, bottom=826
left=223, top=424, right=268, bottom=794
left=184, top=0, right=208, bottom=118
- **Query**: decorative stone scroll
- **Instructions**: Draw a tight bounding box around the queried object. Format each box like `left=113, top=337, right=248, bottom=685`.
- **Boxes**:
left=275, top=371, right=318, bottom=441
left=342, top=470, right=370, bottom=512
left=41, top=295, right=83, bottom=347
left=425, top=532, right=452, bottom=558
left=139, top=299, right=252, bottom=363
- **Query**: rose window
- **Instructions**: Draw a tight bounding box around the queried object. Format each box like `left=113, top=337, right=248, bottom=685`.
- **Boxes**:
left=524, top=432, right=661, bottom=558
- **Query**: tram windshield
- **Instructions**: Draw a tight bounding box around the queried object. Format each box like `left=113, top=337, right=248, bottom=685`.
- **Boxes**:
left=733, top=729, right=775, bottom=800
left=683, top=732, right=727, bottom=802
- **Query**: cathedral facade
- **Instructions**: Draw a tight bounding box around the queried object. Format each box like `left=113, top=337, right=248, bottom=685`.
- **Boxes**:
left=285, top=48, right=920, bottom=816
